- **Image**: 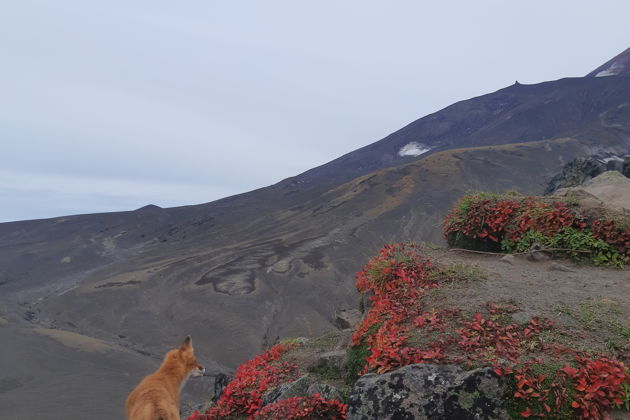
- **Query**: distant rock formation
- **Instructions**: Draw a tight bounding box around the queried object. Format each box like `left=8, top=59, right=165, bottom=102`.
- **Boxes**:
left=553, top=171, right=630, bottom=220
left=544, top=155, right=630, bottom=195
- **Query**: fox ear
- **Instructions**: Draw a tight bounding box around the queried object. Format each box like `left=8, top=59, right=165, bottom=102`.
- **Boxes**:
left=180, top=335, right=192, bottom=350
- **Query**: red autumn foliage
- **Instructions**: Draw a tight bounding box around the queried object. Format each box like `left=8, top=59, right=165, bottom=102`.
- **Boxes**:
left=592, top=219, right=630, bottom=257
left=513, top=200, right=584, bottom=241
left=352, top=243, right=441, bottom=373
left=440, top=194, right=630, bottom=255
left=562, top=355, right=628, bottom=419
left=352, top=243, right=435, bottom=347
left=253, top=394, right=347, bottom=419
left=352, top=245, right=557, bottom=374
left=193, top=342, right=301, bottom=419
left=504, top=355, right=629, bottom=419
left=509, top=358, right=570, bottom=417
left=456, top=313, right=523, bottom=363
left=353, top=244, right=627, bottom=419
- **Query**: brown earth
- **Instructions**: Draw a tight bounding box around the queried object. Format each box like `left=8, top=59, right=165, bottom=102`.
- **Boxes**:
left=423, top=247, right=630, bottom=361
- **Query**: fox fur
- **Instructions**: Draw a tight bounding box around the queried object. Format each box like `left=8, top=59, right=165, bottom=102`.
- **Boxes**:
left=126, top=336, right=205, bottom=420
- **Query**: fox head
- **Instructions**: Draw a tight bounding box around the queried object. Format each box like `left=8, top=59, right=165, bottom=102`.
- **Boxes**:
left=176, top=335, right=205, bottom=377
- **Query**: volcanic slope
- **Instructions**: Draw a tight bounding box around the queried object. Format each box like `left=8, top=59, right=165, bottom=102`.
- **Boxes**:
left=0, top=55, right=630, bottom=419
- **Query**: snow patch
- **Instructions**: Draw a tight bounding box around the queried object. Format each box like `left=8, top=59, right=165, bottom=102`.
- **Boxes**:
left=398, top=142, right=430, bottom=157
left=595, top=63, right=624, bottom=77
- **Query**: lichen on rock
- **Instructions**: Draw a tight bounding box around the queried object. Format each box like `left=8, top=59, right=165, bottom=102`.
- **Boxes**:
left=346, top=364, right=509, bottom=420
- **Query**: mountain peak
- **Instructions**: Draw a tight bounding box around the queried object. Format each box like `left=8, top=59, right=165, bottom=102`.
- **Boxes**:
left=586, top=47, right=630, bottom=77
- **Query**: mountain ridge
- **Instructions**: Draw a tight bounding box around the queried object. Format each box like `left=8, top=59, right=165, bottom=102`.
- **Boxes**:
left=1, top=49, right=630, bottom=419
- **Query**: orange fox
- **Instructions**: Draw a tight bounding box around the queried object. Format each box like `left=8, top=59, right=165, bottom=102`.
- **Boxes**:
left=126, top=336, right=205, bottom=420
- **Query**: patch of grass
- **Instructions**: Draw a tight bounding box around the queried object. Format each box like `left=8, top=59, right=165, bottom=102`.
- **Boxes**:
left=422, top=241, right=444, bottom=250
left=310, top=362, right=343, bottom=381
left=278, top=337, right=305, bottom=346
left=306, top=332, right=339, bottom=350
left=445, top=262, right=488, bottom=281
left=577, top=302, right=598, bottom=328
left=555, top=300, right=629, bottom=356
left=510, top=228, right=626, bottom=267
left=615, top=383, right=630, bottom=411
left=345, top=343, right=370, bottom=385
left=338, top=385, right=353, bottom=403
left=607, top=318, right=630, bottom=340
left=575, top=300, right=623, bottom=330
left=427, top=262, right=488, bottom=285
left=555, top=304, right=573, bottom=317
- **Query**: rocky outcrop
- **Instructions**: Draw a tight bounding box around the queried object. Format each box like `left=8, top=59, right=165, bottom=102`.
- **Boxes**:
left=347, top=364, right=509, bottom=420
left=553, top=171, right=630, bottom=218
left=262, top=374, right=343, bottom=406
left=544, top=155, right=630, bottom=194
left=212, top=373, right=232, bottom=402
left=334, top=308, right=362, bottom=330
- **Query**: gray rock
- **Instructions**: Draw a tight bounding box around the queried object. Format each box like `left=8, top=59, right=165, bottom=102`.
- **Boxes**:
left=294, top=337, right=310, bottom=345
left=335, top=308, right=362, bottom=330
left=307, top=383, right=343, bottom=401
left=347, top=364, right=509, bottom=420
left=212, top=373, right=232, bottom=402
left=499, top=255, right=514, bottom=265
left=262, top=374, right=312, bottom=405
left=317, top=350, right=347, bottom=371
left=544, top=155, right=630, bottom=195
left=527, top=244, right=551, bottom=262
left=549, top=262, right=574, bottom=272
left=262, top=375, right=343, bottom=406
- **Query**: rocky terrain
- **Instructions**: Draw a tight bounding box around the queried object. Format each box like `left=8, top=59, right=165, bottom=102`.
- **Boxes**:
left=0, top=50, right=629, bottom=419
left=187, top=177, right=629, bottom=419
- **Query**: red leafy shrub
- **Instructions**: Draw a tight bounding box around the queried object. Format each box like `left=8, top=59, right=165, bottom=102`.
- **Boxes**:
left=362, top=320, right=445, bottom=374
left=352, top=243, right=434, bottom=346
left=592, top=219, right=630, bottom=257
left=505, top=359, right=573, bottom=418
left=412, top=308, right=459, bottom=331
left=563, top=355, right=628, bottom=419
left=442, top=193, right=630, bottom=265
left=456, top=313, right=523, bottom=363
left=504, top=355, right=628, bottom=419
left=352, top=243, right=437, bottom=373
left=355, top=243, right=433, bottom=293
left=512, top=200, right=583, bottom=242
left=352, top=244, right=556, bottom=375
left=253, top=394, right=347, bottom=420
left=195, top=342, right=300, bottom=419
left=443, top=194, right=587, bottom=247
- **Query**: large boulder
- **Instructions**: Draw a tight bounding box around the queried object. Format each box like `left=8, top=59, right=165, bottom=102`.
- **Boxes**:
left=262, top=374, right=312, bottom=405
left=262, top=374, right=343, bottom=406
left=553, top=171, right=630, bottom=219
left=335, top=308, right=362, bottom=330
left=347, top=364, right=509, bottom=420
left=544, top=155, right=630, bottom=195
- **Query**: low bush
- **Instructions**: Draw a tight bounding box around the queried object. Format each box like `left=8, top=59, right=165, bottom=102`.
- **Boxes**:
left=253, top=394, right=347, bottom=420
left=192, top=342, right=301, bottom=419
left=442, top=193, right=629, bottom=266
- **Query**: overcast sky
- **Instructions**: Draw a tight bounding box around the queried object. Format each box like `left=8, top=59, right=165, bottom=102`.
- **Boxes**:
left=1, top=1, right=629, bottom=222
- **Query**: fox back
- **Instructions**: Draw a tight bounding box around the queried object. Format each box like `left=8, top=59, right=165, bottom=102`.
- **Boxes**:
left=126, top=336, right=204, bottom=420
